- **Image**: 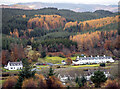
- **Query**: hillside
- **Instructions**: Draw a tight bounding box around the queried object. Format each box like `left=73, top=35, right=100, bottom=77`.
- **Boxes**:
left=27, top=15, right=66, bottom=30
left=2, top=8, right=119, bottom=57
left=2, top=8, right=117, bottom=37
left=64, top=15, right=118, bottom=32
left=70, top=30, right=118, bottom=56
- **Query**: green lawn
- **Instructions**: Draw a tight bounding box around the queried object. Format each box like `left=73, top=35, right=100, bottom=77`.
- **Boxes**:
left=0, top=80, right=5, bottom=85
left=38, top=56, right=76, bottom=64
left=36, top=65, right=49, bottom=68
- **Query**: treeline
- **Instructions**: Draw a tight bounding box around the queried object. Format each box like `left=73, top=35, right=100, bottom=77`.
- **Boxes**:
left=2, top=35, right=28, bottom=65
left=31, top=38, right=77, bottom=53
left=2, top=35, right=28, bottom=50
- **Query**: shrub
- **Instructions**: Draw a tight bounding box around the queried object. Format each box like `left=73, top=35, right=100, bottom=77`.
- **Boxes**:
left=104, top=79, right=119, bottom=89
left=100, top=63, right=106, bottom=67
left=91, top=70, right=107, bottom=88
left=48, top=54, right=52, bottom=57
left=59, top=54, right=65, bottom=58
left=41, top=51, right=46, bottom=58
left=22, top=78, right=38, bottom=88
left=71, top=54, right=75, bottom=57
left=3, top=76, right=18, bottom=88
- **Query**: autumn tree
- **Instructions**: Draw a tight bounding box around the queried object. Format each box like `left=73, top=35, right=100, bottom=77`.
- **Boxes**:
left=66, top=57, right=72, bottom=65
left=3, top=76, right=18, bottom=88
left=2, top=50, right=10, bottom=66
left=104, top=79, right=119, bottom=89
left=22, top=78, right=38, bottom=88
left=47, top=76, right=64, bottom=89
left=35, top=74, right=47, bottom=89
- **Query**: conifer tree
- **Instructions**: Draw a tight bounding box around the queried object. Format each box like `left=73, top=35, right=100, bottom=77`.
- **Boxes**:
left=48, top=67, right=56, bottom=76
left=91, top=70, right=107, bottom=88
left=15, top=58, right=36, bottom=89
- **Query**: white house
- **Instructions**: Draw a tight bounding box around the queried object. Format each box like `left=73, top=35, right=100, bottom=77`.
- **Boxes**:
left=72, top=55, right=114, bottom=65
left=4, top=61, right=23, bottom=70
left=61, top=60, right=66, bottom=65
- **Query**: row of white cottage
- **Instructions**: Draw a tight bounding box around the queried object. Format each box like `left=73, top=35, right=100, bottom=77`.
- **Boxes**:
left=62, top=55, right=114, bottom=65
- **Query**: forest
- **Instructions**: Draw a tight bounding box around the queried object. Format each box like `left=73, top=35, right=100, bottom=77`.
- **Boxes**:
left=1, top=8, right=120, bottom=65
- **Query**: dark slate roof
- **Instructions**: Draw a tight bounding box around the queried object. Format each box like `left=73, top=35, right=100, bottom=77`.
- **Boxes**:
left=9, top=61, right=22, bottom=66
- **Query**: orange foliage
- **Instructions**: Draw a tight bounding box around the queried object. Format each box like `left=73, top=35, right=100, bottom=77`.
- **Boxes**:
left=104, top=40, right=112, bottom=50
left=64, top=21, right=78, bottom=30
left=22, top=78, right=38, bottom=88
left=64, top=15, right=119, bottom=31
left=10, top=44, right=25, bottom=62
left=27, top=29, right=34, bottom=34
left=27, top=15, right=66, bottom=30
left=47, top=76, right=64, bottom=88
left=70, top=30, right=118, bottom=53
left=35, top=74, right=47, bottom=89
left=22, top=15, right=26, bottom=18
left=10, top=29, right=19, bottom=37
left=2, top=50, right=9, bottom=65
left=70, top=31, right=101, bottom=51
left=79, top=15, right=119, bottom=29
left=3, top=76, right=18, bottom=88
left=104, top=79, right=119, bottom=89
left=47, top=52, right=65, bottom=56
left=66, top=57, right=72, bottom=65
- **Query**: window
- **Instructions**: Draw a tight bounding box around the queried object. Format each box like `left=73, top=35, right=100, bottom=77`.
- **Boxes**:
left=11, top=67, right=13, bottom=69
left=17, top=67, right=19, bottom=70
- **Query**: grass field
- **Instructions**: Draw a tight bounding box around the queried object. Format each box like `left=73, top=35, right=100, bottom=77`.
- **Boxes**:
left=38, top=56, right=76, bottom=64
left=70, top=64, right=99, bottom=68
left=0, top=80, right=5, bottom=85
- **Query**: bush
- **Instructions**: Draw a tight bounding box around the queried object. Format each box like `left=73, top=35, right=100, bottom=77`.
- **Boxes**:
left=91, top=70, right=107, bottom=88
left=48, top=54, right=52, bottom=57
left=100, top=63, right=106, bottom=67
left=71, top=54, right=75, bottom=57
left=41, top=51, right=46, bottom=58
left=22, top=78, right=38, bottom=88
left=3, top=76, right=18, bottom=88
left=104, top=79, right=119, bottom=89
left=59, top=54, right=65, bottom=58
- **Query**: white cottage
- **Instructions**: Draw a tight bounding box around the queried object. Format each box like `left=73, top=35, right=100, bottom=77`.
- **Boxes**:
left=72, top=55, right=114, bottom=65
left=4, top=61, right=23, bottom=70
